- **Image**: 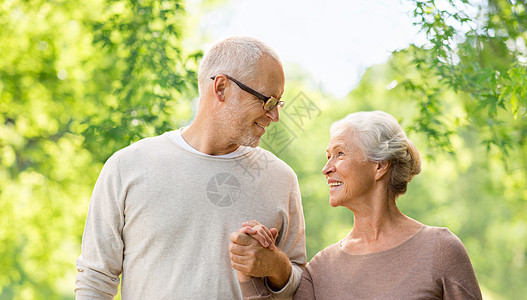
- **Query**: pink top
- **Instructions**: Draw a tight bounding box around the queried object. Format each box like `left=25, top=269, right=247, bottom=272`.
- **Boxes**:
left=293, top=225, right=482, bottom=299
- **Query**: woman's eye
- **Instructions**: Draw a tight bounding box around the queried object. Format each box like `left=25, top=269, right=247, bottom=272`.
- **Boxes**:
left=338, top=152, right=344, bottom=156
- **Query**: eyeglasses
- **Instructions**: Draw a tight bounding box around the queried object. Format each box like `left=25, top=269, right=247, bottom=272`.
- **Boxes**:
left=210, top=74, right=285, bottom=111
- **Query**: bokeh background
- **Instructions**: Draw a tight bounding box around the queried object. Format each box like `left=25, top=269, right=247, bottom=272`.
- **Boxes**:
left=1, top=0, right=526, bottom=299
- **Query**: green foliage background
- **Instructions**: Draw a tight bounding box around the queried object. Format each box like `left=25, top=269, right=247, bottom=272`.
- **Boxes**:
left=0, top=0, right=525, bottom=299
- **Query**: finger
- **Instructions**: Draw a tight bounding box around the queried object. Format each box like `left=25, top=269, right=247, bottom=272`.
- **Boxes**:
left=265, top=228, right=277, bottom=251
left=250, top=231, right=269, bottom=248
left=231, top=260, right=250, bottom=274
left=254, top=227, right=273, bottom=248
left=230, top=251, right=255, bottom=267
left=257, top=225, right=278, bottom=249
left=229, top=242, right=251, bottom=256
left=237, top=227, right=271, bottom=248
left=255, top=225, right=274, bottom=242
left=229, top=232, right=252, bottom=245
left=230, top=252, right=243, bottom=264
left=235, top=229, right=268, bottom=248
left=243, top=223, right=273, bottom=245
left=238, top=226, right=257, bottom=235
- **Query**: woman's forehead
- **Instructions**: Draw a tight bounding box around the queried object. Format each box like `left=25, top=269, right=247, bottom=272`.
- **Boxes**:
left=328, top=129, right=355, bottom=150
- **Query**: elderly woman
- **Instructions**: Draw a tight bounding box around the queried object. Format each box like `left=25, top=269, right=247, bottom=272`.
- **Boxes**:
left=234, top=111, right=482, bottom=299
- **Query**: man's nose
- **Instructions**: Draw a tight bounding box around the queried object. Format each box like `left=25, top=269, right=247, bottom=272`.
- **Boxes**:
left=266, top=106, right=279, bottom=122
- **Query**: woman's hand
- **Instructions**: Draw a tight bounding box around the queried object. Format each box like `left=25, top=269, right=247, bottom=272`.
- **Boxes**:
left=237, top=220, right=278, bottom=251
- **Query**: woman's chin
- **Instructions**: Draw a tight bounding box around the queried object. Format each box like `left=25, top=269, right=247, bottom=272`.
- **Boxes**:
left=329, top=198, right=340, bottom=207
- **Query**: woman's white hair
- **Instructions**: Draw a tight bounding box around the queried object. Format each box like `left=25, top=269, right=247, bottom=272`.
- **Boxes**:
left=331, top=111, right=421, bottom=198
left=198, top=36, right=281, bottom=95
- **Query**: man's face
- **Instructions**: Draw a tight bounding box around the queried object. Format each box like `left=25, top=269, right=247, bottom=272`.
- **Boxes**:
left=220, top=55, right=285, bottom=147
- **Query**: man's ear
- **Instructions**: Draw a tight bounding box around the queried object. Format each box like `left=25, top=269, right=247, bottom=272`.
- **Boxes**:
left=375, top=161, right=390, bottom=181
left=212, top=75, right=228, bottom=102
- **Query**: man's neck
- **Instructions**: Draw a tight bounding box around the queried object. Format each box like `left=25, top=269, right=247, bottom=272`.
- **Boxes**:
left=181, top=122, right=240, bottom=156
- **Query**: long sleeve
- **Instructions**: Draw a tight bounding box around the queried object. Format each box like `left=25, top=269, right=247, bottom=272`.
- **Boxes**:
left=266, top=175, right=307, bottom=299
left=292, top=267, right=315, bottom=300
left=75, top=154, right=125, bottom=299
left=439, top=230, right=482, bottom=300
left=240, top=278, right=272, bottom=299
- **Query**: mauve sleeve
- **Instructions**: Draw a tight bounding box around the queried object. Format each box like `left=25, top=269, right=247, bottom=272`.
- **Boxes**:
left=439, top=229, right=483, bottom=300
left=293, top=267, right=315, bottom=300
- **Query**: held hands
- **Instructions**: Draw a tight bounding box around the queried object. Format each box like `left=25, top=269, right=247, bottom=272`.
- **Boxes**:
left=238, top=220, right=278, bottom=250
left=229, top=220, right=287, bottom=286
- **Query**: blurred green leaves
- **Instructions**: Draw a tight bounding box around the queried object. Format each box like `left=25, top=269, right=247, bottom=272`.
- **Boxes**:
left=407, top=0, right=527, bottom=153
left=0, top=0, right=197, bottom=298
left=1, top=0, right=526, bottom=299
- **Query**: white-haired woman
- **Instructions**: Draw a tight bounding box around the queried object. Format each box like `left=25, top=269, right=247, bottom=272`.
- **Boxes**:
left=237, top=111, right=482, bottom=299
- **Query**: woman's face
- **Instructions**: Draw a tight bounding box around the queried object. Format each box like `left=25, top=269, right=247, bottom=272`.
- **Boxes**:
left=321, top=127, right=378, bottom=209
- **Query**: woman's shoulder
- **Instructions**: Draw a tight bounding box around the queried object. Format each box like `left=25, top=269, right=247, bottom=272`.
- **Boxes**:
left=420, top=225, right=471, bottom=266
left=306, top=242, right=342, bottom=268
left=422, top=227, right=481, bottom=298
left=420, top=225, right=464, bottom=246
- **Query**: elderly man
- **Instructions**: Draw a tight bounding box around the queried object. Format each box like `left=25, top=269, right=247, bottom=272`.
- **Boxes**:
left=75, top=36, right=306, bottom=299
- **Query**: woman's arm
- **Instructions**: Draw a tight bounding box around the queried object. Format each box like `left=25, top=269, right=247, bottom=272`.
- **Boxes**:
left=439, top=229, right=483, bottom=300
left=293, top=266, right=315, bottom=299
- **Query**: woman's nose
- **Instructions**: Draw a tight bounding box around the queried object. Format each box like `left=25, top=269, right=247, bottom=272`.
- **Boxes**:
left=322, top=160, right=335, bottom=175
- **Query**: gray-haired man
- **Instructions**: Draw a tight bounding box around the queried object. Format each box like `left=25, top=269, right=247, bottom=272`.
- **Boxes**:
left=75, top=36, right=306, bottom=299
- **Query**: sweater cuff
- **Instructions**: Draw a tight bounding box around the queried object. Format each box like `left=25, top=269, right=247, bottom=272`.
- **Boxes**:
left=239, top=278, right=271, bottom=299
left=264, top=262, right=302, bottom=297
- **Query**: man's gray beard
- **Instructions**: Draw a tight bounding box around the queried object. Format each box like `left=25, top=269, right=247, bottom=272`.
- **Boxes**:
left=217, top=106, right=261, bottom=148
left=238, top=132, right=260, bottom=148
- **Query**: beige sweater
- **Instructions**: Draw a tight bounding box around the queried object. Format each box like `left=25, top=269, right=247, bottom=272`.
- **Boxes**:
left=293, top=225, right=482, bottom=299
left=75, top=132, right=306, bottom=299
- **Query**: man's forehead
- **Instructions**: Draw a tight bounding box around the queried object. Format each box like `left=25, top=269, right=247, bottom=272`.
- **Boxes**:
left=251, top=71, right=285, bottom=98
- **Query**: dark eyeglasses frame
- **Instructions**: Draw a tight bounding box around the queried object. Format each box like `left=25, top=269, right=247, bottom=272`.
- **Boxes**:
left=210, top=74, right=284, bottom=111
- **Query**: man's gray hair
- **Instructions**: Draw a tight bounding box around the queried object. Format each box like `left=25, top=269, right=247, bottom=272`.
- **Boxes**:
left=331, top=111, right=421, bottom=198
left=198, top=36, right=281, bottom=94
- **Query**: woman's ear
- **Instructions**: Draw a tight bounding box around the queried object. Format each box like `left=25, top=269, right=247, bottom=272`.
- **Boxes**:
left=375, top=161, right=390, bottom=181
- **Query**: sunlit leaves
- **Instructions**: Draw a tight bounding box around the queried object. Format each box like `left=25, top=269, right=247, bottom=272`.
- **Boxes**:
left=408, top=0, right=526, bottom=153
left=82, top=0, right=200, bottom=161
left=403, top=1, right=527, bottom=297
left=0, top=0, right=198, bottom=298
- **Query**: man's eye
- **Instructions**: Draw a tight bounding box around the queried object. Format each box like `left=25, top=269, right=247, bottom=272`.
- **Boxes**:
left=338, top=152, right=344, bottom=156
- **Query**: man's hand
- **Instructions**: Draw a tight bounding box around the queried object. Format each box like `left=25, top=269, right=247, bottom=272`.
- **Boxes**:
left=229, top=227, right=292, bottom=291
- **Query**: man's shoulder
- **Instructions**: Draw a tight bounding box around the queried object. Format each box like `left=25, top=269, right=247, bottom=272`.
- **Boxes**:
left=123, top=134, right=170, bottom=152
left=108, top=134, right=173, bottom=163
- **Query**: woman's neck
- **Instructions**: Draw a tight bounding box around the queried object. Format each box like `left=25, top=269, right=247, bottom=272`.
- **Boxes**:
left=342, top=199, right=423, bottom=255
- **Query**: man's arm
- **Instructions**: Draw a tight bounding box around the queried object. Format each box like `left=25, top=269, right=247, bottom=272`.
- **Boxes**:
left=230, top=176, right=306, bottom=298
left=230, top=231, right=292, bottom=289
left=268, top=176, right=306, bottom=296
left=75, top=154, right=125, bottom=299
